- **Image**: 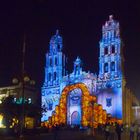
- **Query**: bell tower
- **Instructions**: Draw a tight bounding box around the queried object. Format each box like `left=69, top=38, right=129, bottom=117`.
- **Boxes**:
left=98, top=15, right=122, bottom=80
left=41, top=30, right=66, bottom=121
left=45, top=30, right=65, bottom=86
left=97, top=15, right=123, bottom=119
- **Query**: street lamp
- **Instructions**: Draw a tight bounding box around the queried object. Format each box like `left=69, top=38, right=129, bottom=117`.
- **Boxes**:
left=13, top=76, right=36, bottom=139
left=12, top=76, right=30, bottom=139
left=20, top=33, right=26, bottom=139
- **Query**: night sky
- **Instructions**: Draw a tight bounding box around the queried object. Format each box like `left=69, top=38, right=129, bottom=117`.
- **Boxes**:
left=0, top=0, right=140, bottom=98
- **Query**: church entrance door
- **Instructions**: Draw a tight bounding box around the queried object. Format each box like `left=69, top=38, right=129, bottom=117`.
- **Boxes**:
left=71, top=111, right=80, bottom=125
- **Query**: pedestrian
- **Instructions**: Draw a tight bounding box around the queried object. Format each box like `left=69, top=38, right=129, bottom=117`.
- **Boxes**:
left=110, top=123, right=116, bottom=140
left=87, top=127, right=91, bottom=136
left=136, top=124, right=140, bottom=140
left=116, top=123, right=122, bottom=140
left=105, top=123, right=110, bottom=140
left=130, top=123, right=135, bottom=140
left=54, top=125, right=59, bottom=140
left=123, top=123, right=129, bottom=140
left=14, top=123, right=19, bottom=137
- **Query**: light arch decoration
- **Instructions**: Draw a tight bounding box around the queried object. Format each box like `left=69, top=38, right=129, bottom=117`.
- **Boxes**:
left=43, top=82, right=108, bottom=128
left=58, top=83, right=96, bottom=127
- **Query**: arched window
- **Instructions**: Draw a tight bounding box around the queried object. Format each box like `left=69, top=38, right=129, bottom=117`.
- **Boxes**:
left=50, top=58, right=52, bottom=66
left=54, top=72, right=56, bottom=80
left=104, top=63, right=108, bottom=73
left=48, top=73, right=51, bottom=81
left=111, top=45, right=115, bottom=53
left=104, top=47, right=108, bottom=55
left=48, top=99, right=53, bottom=110
left=55, top=57, right=58, bottom=65
left=57, top=44, right=61, bottom=51
left=111, top=62, right=115, bottom=71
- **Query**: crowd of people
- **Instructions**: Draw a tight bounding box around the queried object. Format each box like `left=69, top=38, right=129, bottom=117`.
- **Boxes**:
left=95, top=122, right=140, bottom=140
left=16, top=122, right=140, bottom=140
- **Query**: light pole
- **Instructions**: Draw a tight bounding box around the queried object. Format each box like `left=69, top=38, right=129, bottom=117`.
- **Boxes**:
left=12, top=34, right=36, bottom=138
left=20, top=76, right=30, bottom=139
left=12, top=76, right=35, bottom=135
left=19, top=34, right=26, bottom=139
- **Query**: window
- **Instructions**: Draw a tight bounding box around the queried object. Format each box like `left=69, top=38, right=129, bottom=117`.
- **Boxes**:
left=57, top=44, right=61, bottom=51
left=104, top=47, right=108, bottom=55
left=54, top=72, right=56, bottom=80
left=48, top=103, right=53, bottom=110
left=114, top=31, right=116, bottom=37
left=48, top=73, right=51, bottom=81
left=55, top=57, right=58, bottom=65
left=111, top=45, right=115, bottom=53
left=104, top=63, right=108, bottom=73
left=48, top=100, right=53, bottom=110
left=106, top=98, right=112, bottom=107
left=50, top=58, right=52, bottom=66
left=111, top=62, right=115, bottom=71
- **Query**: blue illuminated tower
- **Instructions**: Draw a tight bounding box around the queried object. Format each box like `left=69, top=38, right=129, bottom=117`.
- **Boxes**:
left=97, top=15, right=123, bottom=119
left=99, top=15, right=122, bottom=80
left=44, top=30, right=65, bottom=85
left=41, top=30, right=66, bottom=121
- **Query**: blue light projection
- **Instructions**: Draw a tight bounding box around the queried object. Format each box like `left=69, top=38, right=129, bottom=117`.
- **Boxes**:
left=97, top=15, right=122, bottom=119
left=41, top=15, right=123, bottom=123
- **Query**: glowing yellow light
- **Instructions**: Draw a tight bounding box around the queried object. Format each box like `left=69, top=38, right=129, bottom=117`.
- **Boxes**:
left=0, top=115, right=3, bottom=127
left=0, top=114, right=6, bottom=128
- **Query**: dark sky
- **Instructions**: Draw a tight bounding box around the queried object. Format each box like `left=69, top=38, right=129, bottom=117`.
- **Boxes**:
left=0, top=0, right=140, bottom=98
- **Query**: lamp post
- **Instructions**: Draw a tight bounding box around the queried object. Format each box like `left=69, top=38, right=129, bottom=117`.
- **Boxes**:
left=20, top=76, right=31, bottom=138
left=12, top=76, right=29, bottom=139
left=12, top=76, right=35, bottom=134
left=19, top=34, right=26, bottom=139
left=13, top=34, right=36, bottom=138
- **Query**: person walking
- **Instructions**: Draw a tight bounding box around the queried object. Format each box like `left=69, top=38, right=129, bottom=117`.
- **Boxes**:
left=116, top=123, right=123, bottom=140
left=130, top=123, right=135, bottom=140
left=105, top=123, right=110, bottom=140
left=110, top=123, right=116, bottom=140
left=136, top=124, right=140, bottom=140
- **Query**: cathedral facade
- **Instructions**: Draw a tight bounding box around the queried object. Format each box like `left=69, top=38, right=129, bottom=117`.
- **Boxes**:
left=41, top=15, right=125, bottom=125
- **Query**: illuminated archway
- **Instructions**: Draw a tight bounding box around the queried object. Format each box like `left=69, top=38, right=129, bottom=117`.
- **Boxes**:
left=43, top=82, right=108, bottom=128
left=59, top=83, right=96, bottom=126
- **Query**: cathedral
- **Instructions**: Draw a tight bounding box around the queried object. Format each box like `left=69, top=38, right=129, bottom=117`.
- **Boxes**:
left=41, top=15, right=138, bottom=126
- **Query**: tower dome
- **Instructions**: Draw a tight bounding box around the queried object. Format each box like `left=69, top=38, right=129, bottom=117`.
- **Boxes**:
left=49, top=30, right=63, bottom=53
left=74, top=56, right=82, bottom=76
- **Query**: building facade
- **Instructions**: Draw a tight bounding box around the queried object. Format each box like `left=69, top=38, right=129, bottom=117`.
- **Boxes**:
left=0, top=79, right=39, bottom=128
left=41, top=15, right=138, bottom=126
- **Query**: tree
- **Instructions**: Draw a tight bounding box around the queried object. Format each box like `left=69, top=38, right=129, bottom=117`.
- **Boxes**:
left=0, top=95, right=20, bottom=128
